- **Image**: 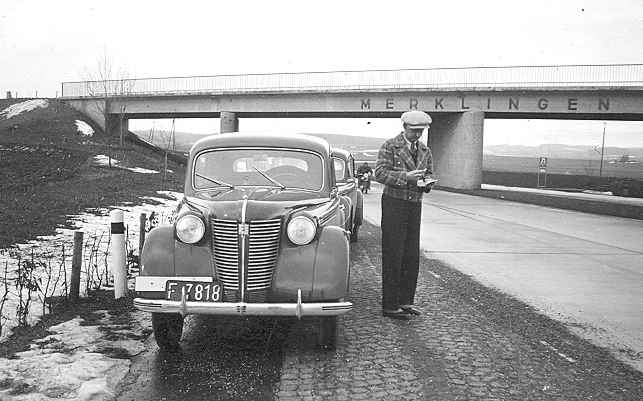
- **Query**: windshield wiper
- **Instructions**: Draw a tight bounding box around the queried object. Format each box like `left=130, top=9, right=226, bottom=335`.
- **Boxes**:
left=195, top=172, right=235, bottom=189
left=253, top=167, right=286, bottom=189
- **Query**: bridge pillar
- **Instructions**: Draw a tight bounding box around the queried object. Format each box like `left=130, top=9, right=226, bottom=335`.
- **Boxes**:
left=107, top=114, right=129, bottom=143
left=220, top=111, right=239, bottom=133
left=429, top=111, right=484, bottom=190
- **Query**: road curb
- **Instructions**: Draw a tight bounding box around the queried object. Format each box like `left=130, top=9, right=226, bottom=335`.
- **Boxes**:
left=437, top=186, right=643, bottom=220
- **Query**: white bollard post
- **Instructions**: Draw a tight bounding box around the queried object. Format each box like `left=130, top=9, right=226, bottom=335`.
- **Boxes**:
left=109, top=209, right=128, bottom=299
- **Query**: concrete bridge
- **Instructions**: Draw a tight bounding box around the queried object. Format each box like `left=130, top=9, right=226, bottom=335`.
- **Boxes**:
left=61, top=64, right=643, bottom=190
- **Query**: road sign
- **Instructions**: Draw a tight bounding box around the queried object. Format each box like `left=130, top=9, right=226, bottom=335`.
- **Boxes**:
left=537, top=157, right=548, bottom=188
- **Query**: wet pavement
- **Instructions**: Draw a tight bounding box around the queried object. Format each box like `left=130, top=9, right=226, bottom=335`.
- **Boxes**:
left=362, top=186, right=643, bottom=372
left=116, top=222, right=643, bottom=400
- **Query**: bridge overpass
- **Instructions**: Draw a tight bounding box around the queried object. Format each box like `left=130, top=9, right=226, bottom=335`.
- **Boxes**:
left=61, top=64, right=643, bottom=190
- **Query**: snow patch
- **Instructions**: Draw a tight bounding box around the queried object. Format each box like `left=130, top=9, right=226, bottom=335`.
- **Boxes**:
left=92, top=155, right=159, bottom=174
left=0, top=99, right=49, bottom=119
left=75, top=120, right=94, bottom=137
left=0, top=312, right=147, bottom=401
left=126, top=166, right=160, bottom=174
left=93, top=154, right=119, bottom=167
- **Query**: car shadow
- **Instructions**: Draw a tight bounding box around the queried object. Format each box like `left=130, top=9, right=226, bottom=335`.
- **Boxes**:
left=146, top=315, right=292, bottom=401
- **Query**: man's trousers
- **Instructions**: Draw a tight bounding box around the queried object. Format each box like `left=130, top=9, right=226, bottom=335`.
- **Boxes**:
left=380, top=194, right=422, bottom=310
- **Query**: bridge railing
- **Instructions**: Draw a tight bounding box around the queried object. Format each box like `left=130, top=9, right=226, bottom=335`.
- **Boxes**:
left=61, top=64, right=643, bottom=98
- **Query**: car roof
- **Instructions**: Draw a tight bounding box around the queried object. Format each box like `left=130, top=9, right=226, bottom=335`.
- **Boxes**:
left=190, top=132, right=331, bottom=156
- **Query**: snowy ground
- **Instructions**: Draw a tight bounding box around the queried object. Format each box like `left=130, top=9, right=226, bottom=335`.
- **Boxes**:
left=0, top=308, right=150, bottom=401
left=0, top=99, right=49, bottom=120
left=92, top=155, right=160, bottom=174
left=0, top=190, right=182, bottom=400
left=75, top=120, right=94, bottom=137
left=0, top=192, right=181, bottom=342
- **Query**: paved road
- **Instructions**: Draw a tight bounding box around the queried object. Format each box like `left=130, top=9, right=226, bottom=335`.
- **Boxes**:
left=117, top=198, right=643, bottom=399
left=362, top=185, right=643, bottom=372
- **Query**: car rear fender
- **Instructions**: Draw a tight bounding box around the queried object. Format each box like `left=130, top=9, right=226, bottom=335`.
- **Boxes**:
left=354, top=190, right=364, bottom=226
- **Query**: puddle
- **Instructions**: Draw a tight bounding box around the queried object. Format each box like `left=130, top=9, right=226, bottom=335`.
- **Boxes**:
left=0, top=191, right=182, bottom=341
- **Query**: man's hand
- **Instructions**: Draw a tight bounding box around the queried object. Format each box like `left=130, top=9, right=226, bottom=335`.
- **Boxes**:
left=405, top=169, right=425, bottom=184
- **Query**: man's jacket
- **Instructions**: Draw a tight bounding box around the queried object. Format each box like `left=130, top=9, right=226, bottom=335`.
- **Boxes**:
left=374, top=132, right=434, bottom=203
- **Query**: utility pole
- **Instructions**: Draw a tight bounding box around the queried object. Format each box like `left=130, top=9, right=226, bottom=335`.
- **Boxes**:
left=599, top=122, right=606, bottom=177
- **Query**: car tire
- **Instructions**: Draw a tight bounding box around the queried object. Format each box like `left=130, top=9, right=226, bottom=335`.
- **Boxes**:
left=350, top=222, right=360, bottom=243
left=152, top=313, right=184, bottom=351
left=318, top=316, right=337, bottom=349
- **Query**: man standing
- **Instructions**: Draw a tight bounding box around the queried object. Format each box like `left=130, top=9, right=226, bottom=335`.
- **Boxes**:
left=374, top=110, right=435, bottom=319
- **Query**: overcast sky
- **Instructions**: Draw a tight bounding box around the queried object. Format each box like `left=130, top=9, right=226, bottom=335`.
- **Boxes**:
left=2, top=0, right=643, bottom=146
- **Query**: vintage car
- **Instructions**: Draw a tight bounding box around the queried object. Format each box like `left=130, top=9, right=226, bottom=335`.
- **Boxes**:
left=331, top=148, right=364, bottom=242
left=134, top=133, right=353, bottom=350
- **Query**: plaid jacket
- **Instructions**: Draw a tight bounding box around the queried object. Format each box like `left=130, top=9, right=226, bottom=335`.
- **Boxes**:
left=374, top=132, right=434, bottom=203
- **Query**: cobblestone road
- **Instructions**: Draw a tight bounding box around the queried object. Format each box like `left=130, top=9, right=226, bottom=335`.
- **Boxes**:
left=275, top=223, right=643, bottom=401
left=118, top=222, right=643, bottom=401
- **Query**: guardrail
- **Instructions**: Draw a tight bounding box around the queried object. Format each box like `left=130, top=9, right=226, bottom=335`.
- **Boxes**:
left=61, top=64, right=643, bottom=98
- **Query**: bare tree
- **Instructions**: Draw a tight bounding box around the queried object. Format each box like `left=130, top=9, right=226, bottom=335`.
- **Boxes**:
left=0, top=260, right=10, bottom=336
left=84, top=49, right=134, bottom=149
left=37, top=252, right=64, bottom=316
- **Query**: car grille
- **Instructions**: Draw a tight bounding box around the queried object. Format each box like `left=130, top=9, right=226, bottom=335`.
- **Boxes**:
left=211, top=218, right=281, bottom=295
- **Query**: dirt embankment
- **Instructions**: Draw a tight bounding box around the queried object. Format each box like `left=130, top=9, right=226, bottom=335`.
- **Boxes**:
left=0, top=98, right=185, bottom=247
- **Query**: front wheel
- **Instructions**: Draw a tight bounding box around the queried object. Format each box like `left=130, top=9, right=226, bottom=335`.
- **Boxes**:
left=350, top=221, right=360, bottom=243
left=152, top=313, right=184, bottom=351
left=318, top=316, right=337, bottom=349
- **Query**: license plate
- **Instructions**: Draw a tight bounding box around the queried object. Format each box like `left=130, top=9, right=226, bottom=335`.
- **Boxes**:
left=165, top=280, right=222, bottom=302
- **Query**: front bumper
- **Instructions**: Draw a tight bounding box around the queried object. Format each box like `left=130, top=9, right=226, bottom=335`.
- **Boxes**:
left=134, top=276, right=352, bottom=319
left=133, top=296, right=352, bottom=318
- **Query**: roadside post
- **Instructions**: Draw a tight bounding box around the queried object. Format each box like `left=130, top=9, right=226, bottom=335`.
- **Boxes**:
left=69, top=231, right=83, bottom=302
left=537, top=157, right=548, bottom=188
left=139, top=213, right=146, bottom=257
left=109, top=210, right=128, bottom=299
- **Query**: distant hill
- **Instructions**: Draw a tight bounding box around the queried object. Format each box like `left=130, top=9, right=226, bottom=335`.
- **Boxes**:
left=484, top=144, right=643, bottom=161
left=131, top=130, right=386, bottom=156
left=132, top=129, right=643, bottom=164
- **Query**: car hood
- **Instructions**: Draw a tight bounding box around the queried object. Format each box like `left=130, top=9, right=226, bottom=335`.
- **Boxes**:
left=185, top=187, right=331, bottom=221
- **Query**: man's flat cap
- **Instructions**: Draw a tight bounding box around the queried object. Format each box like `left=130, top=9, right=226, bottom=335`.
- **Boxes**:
left=401, top=110, right=432, bottom=128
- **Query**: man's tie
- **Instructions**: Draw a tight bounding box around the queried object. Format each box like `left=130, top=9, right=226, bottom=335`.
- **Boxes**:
left=411, top=141, right=418, bottom=163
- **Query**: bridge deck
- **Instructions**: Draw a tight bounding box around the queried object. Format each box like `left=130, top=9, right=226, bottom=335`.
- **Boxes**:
left=61, top=64, right=643, bottom=98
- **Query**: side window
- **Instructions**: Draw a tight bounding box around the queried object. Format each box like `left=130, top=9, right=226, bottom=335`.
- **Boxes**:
left=333, top=158, right=346, bottom=183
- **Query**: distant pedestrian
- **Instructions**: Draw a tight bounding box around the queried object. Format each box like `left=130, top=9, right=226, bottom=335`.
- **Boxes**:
left=357, top=162, right=373, bottom=193
left=374, top=110, right=435, bottom=319
left=357, top=162, right=373, bottom=176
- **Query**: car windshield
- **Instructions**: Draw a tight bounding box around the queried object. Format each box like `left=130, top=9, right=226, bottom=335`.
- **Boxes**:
left=193, top=148, right=324, bottom=191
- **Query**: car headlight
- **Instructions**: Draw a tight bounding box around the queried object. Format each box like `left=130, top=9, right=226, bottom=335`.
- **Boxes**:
left=287, top=216, right=317, bottom=245
left=175, top=214, right=205, bottom=244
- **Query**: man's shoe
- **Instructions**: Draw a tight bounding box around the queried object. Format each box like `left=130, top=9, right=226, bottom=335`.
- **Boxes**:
left=399, top=305, right=422, bottom=316
left=382, top=308, right=411, bottom=320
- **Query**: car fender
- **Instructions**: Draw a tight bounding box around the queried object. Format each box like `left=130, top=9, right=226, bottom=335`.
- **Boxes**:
left=141, top=226, right=175, bottom=276
left=272, top=243, right=316, bottom=300
left=312, top=225, right=350, bottom=300
left=140, top=226, right=213, bottom=277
